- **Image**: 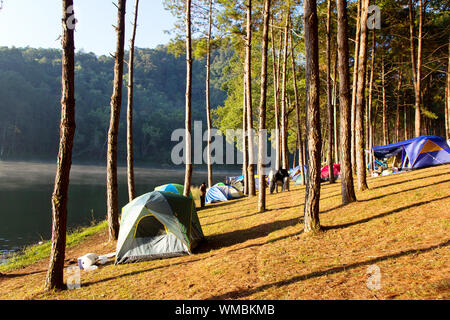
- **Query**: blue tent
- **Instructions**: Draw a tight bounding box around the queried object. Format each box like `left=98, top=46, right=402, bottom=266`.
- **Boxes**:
left=206, top=185, right=243, bottom=204
left=372, top=136, right=450, bottom=169
left=226, top=175, right=244, bottom=184
left=225, top=175, right=265, bottom=190
left=367, top=159, right=387, bottom=171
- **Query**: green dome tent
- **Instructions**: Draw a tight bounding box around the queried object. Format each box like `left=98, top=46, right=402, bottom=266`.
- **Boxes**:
left=115, top=191, right=204, bottom=264
left=154, top=183, right=193, bottom=198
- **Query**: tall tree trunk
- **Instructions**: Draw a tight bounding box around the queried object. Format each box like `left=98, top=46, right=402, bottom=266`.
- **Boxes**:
left=107, top=0, right=126, bottom=241
left=280, top=3, right=290, bottom=170
left=409, top=0, right=423, bottom=137
left=351, top=0, right=361, bottom=173
left=246, top=0, right=256, bottom=196
left=242, top=74, right=249, bottom=195
left=446, top=82, right=448, bottom=140
left=368, top=29, right=375, bottom=169
left=355, top=0, right=369, bottom=191
left=258, top=0, right=271, bottom=213
left=326, top=0, right=335, bottom=183
left=446, top=40, right=450, bottom=140
left=382, top=52, right=388, bottom=145
left=270, top=22, right=281, bottom=171
left=336, top=0, right=357, bottom=205
left=333, top=44, right=339, bottom=164
left=205, top=0, right=213, bottom=188
left=290, top=33, right=305, bottom=185
left=304, top=0, right=322, bottom=233
left=365, top=54, right=370, bottom=167
left=45, top=0, right=76, bottom=291
left=415, top=0, right=423, bottom=137
left=126, top=0, right=139, bottom=202
left=183, top=0, right=193, bottom=198
left=404, top=96, right=408, bottom=141
left=396, top=60, right=403, bottom=143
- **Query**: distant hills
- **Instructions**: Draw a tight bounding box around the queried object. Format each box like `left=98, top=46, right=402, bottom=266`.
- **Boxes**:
left=0, top=45, right=230, bottom=165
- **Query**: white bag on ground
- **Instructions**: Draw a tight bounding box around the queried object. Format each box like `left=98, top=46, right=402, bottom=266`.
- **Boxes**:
left=78, top=253, right=98, bottom=270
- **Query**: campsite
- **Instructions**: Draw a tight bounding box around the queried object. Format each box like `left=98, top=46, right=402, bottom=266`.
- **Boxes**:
left=0, top=0, right=449, bottom=305
left=0, top=164, right=449, bottom=299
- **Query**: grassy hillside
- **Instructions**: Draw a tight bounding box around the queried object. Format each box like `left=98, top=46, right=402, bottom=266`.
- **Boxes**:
left=1, top=165, right=449, bottom=300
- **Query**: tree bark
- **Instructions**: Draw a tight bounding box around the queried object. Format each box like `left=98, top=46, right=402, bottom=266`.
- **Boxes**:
left=396, top=60, right=403, bottom=143
left=382, top=52, right=388, bottom=145
left=242, top=74, right=249, bottom=195
left=270, top=22, right=281, bottom=171
left=368, top=29, right=375, bottom=169
left=336, top=0, right=357, bottom=205
left=326, top=0, right=335, bottom=184
left=107, top=0, right=126, bottom=241
left=289, top=33, right=305, bottom=185
left=280, top=3, right=290, bottom=170
left=446, top=40, right=450, bottom=140
left=45, top=0, right=76, bottom=291
left=409, top=0, right=423, bottom=137
left=404, top=96, right=408, bottom=141
left=183, top=0, right=193, bottom=198
left=333, top=44, right=339, bottom=164
left=351, top=0, right=361, bottom=174
left=126, top=0, right=139, bottom=202
left=415, top=0, right=423, bottom=137
left=446, top=83, right=448, bottom=140
left=355, top=0, right=369, bottom=191
left=206, top=0, right=213, bottom=188
left=304, top=0, right=322, bottom=233
left=246, top=0, right=256, bottom=197
left=258, top=0, right=271, bottom=213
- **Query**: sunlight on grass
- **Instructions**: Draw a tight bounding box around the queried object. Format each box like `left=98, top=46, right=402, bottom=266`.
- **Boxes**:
left=0, top=221, right=108, bottom=273
left=1, top=165, right=449, bottom=300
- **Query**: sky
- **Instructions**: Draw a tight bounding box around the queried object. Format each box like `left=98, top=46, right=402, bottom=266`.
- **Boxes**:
left=0, top=0, right=178, bottom=56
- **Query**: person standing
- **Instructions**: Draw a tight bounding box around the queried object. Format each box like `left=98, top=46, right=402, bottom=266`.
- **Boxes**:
left=199, top=182, right=207, bottom=208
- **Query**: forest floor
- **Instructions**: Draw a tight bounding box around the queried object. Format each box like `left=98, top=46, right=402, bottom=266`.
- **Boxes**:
left=1, top=165, right=449, bottom=300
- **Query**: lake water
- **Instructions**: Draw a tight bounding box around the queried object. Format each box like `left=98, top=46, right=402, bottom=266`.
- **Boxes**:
left=0, top=161, right=239, bottom=258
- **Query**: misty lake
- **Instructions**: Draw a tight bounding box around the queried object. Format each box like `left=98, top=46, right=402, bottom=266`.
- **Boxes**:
left=0, top=161, right=239, bottom=257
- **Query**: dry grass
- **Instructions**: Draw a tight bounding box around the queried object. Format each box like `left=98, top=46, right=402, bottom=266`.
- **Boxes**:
left=1, top=165, right=449, bottom=300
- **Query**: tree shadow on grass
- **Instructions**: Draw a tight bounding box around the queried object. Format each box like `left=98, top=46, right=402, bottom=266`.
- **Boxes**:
left=197, top=216, right=301, bottom=253
left=0, top=269, right=46, bottom=279
left=225, top=227, right=305, bottom=254
left=323, top=195, right=450, bottom=231
left=358, top=179, right=450, bottom=203
left=319, top=180, right=450, bottom=216
left=369, top=171, right=449, bottom=191
left=79, top=217, right=303, bottom=288
left=202, top=209, right=275, bottom=227
left=199, top=198, right=249, bottom=218
left=206, top=239, right=450, bottom=300
left=79, top=255, right=211, bottom=288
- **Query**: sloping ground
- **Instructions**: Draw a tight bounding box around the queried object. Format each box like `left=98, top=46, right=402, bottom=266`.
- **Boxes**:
left=1, top=165, right=449, bottom=300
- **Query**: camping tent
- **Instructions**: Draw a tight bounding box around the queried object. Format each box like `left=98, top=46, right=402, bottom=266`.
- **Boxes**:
left=226, top=176, right=244, bottom=184
left=367, top=159, right=387, bottom=171
left=154, top=183, right=193, bottom=198
left=225, top=176, right=244, bottom=192
left=214, top=182, right=226, bottom=187
left=290, top=165, right=308, bottom=181
left=372, top=136, right=450, bottom=169
left=321, top=164, right=341, bottom=181
left=206, top=185, right=243, bottom=204
left=225, top=175, right=266, bottom=191
left=115, top=191, right=204, bottom=264
left=295, top=175, right=304, bottom=185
